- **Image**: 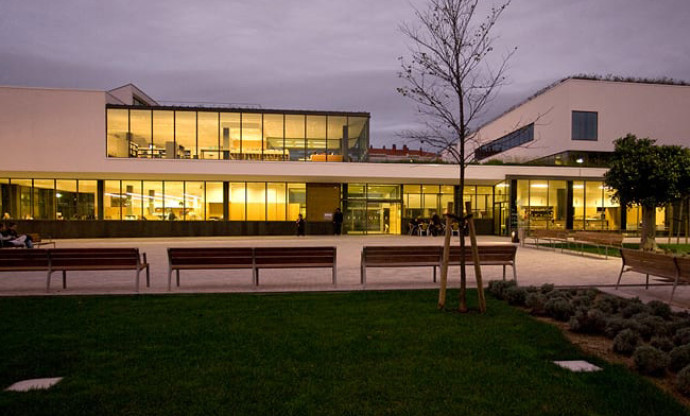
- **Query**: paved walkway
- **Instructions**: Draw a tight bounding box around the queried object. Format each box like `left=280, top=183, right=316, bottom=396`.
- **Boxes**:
left=1, top=235, right=688, bottom=309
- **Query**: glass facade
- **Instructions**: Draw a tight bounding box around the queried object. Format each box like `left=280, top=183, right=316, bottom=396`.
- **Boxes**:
left=107, top=107, right=369, bottom=162
left=475, top=124, right=534, bottom=160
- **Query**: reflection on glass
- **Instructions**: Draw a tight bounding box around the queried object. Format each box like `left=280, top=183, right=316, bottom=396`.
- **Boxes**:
left=327, top=116, right=346, bottom=156
left=33, top=179, right=54, bottom=220
left=229, top=182, right=246, bottom=220
left=206, top=182, right=224, bottom=220
left=104, top=180, right=122, bottom=220
left=164, top=181, right=184, bottom=220
left=152, top=111, right=174, bottom=159
left=198, top=112, right=219, bottom=159
left=130, top=110, right=152, bottom=157
left=121, top=180, right=142, bottom=220
left=247, top=183, right=266, bottom=221
left=56, top=180, right=77, bottom=220
left=263, top=114, right=286, bottom=160
left=220, top=113, right=241, bottom=159
left=285, top=114, right=306, bottom=161
left=306, top=115, right=327, bottom=161
left=143, top=181, right=163, bottom=220
left=78, top=180, right=98, bottom=220
left=175, top=111, right=196, bottom=159
left=267, top=183, right=286, bottom=221
left=242, top=113, right=263, bottom=159
left=185, top=182, right=204, bottom=220
left=106, top=109, right=129, bottom=157
left=287, top=183, right=306, bottom=219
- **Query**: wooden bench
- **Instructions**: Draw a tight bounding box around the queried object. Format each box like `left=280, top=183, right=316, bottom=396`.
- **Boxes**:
left=360, top=246, right=442, bottom=286
left=47, top=248, right=150, bottom=292
left=167, top=246, right=337, bottom=290
left=167, top=247, right=254, bottom=290
left=0, top=249, right=51, bottom=275
left=527, top=229, right=569, bottom=251
left=616, top=248, right=690, bottom=301
left=254, top=247, right=337, bottom=286
left=572, top=231, right=623, bottom=258
left=449, top=244, right=518, bottom=283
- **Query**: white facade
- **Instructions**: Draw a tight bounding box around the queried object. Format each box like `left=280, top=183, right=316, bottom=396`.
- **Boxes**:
left=473, top=78, right=690, bottom=163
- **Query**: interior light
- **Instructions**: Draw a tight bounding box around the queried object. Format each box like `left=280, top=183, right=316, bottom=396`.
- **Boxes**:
left=576, top=158, right=584, bottom=164
left=56, top=193, right=62, bottom=198
left=530, top=184, right=548, bottom=188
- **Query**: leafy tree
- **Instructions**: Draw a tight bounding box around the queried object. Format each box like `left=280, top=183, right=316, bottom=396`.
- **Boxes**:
left=604, top=134, right=686, bottom=250
left=398, top=0, right=514, bottom=311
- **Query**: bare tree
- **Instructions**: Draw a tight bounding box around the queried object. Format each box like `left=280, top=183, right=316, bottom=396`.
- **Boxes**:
left=398, top=0, right=514, bottom=312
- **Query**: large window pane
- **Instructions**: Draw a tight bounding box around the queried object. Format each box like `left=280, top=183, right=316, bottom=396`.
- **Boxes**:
left=603, top=186, right=620, bottom=230
left=285, top=114, right=306, bottom=161
left=152, top=110, right=174, bottom=159
left=122, top=180, right=142, bottom=220
left=164, top=181, right=184, bottom=220
left=528, top=181, right=548, bottom=229
left=220, top=112, right=241, bottom=159
left=198, top=112, right=219, bottom=159
left=0, top=178, right=8, bottom=219
left=206, top=182, right=224, bottom=220
left=347, top=116, right=368, bottom=162
left=548, top=181, right=568, bottom=229
left=246, top=183, right=266, bottom=221
left=242, top=113, right=263, bottom=159
left=516, top=180, right=529, bottom=229
left=572, top=111, right=598, bottom=141
left=56, top=180, right=77, bottom=220
left=572, top=181, right=585, bottom=230
left=327, top=116, right=347, bottom=158
left=307, top=115, right=327, bottom=161
left=33, top=179, right=54, bottom=220
left=185, top=181, right=204, bottom=220
left=104, top=180, right=122, bottom=220
left=77, top=180, right=98, bottom=220
left=263, top=114, right=286, bottom=160
left=174, top=111, right=196, bottom=159
left=143, top=181, right=164, bottom=220
left=130, top=109, right=152, bottom=157
left=106, top=109, right=129, bottom=157
left=287, top=183, right=306, bottom=219
left=267, top=183, right=286, bottom=221
left=229, top=182, right=246, bottom=220
left=585, top=181, right=604, bottom=230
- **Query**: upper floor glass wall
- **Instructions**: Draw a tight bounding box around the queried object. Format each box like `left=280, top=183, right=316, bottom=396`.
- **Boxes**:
left=106, top=107, right=369, bottom=162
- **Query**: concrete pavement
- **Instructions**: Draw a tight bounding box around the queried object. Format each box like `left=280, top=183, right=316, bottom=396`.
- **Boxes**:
left=0, top=234, right=688, bottom=309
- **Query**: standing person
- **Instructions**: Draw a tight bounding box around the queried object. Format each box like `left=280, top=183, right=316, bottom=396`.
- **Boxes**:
left=332, top=207, right=344, bottom=235
left=296, top=214, right=306, bottom=236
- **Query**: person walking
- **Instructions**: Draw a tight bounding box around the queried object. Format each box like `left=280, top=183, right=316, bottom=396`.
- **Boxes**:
left=332, top=207, right=344, bottom=235
left=296, top=214, right=306, bottom=236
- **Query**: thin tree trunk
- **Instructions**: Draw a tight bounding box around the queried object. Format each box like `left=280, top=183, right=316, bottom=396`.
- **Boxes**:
left=438, top=202, right=453, bottom=310
left=668, top=204, right=673, bottom=244
left=466, top=201, right=486, bottom=313
left=686, top=198, right=689, bottom=244
left=641, top=205, right=657, bottom=251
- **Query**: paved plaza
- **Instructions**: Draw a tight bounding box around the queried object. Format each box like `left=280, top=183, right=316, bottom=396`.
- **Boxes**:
left=1, top=235, right=688, bottom=309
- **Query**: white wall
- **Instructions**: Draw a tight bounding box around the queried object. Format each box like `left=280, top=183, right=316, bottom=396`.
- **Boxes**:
left=474, top=79, right=690, bottom=162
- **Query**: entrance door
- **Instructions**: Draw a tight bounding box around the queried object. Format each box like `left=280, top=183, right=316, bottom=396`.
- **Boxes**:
left=345, top=201, right=401, bottom=234
left=494, top=201, right=510, bottom=236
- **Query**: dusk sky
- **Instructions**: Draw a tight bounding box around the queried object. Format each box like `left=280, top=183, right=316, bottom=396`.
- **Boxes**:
left=2, top=0, right=689, bottom=147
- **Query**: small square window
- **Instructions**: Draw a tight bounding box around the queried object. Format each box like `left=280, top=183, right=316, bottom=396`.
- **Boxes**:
left=572, top=111, right=598, bottom=141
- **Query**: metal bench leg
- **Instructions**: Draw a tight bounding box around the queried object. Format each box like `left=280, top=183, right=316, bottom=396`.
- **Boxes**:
left=176, top=269, right=181, bottom=287
left=167, top=268, right=173, bottom=291
left=512, top=264, right=517, bottom=284
left=645, top=274, right=649, bottom=290
left=671, top=275, right=679, bottom=301
left=433, top=266, right=437, bottom=283
left=361, top=264, right=366, bottom=287
left=332, top=264, right=337, bottom=287
left=62, top=270, right=67, bottom=289
left=502, top=265, right=506, bottom=281
left=46, top=270, right=52, bottom=292
left=146, top=265, right=150, bottom=288
left=135, top=269, right=140, bottom=293
left=615, top=265, right=625, bottom=289
left=254, top=268, right=260, bottom=287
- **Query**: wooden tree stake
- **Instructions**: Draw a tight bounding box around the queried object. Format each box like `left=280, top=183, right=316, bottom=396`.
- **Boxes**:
left=465, top=201, right=486, bottom=313
left=438, top=202, right=453, bottom=310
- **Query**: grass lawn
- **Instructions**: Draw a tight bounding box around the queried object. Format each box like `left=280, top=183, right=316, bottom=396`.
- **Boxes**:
left=1, top=290, right=688, bottom=416
left=538, top=242, right=690, bottom=257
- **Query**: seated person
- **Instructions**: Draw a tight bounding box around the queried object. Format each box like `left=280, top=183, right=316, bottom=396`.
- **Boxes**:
left=430, top=213, right=443, bottom=236
left=0, top=222, right=33, bottom=248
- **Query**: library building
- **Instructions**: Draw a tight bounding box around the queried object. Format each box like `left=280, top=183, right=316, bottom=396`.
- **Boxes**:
left=1, top=77, right=689, bottom=238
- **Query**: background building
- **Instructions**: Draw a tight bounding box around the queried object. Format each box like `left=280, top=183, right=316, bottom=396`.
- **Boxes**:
left=473, top=77, right=690, bottom=166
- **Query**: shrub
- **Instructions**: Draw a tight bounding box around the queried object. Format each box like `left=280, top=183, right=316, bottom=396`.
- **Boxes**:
left=571, top=295, right=593, bottom=310
left=504, top=286, right=528, bottom=306
left=647, top=300, right=672, bottom=320
left=525, top=293, right=547, bottom=316
left=677, top=365, right=690, bottom=396
left=651, top=336, right=675, bottom=353
left=545, top=297, right=574, bottom=322
left=670, top=345, right=690, bottom=372
left=593, top=294, right=621, bottom=315
left=632, top=313, right=668, bottom=340
left=487, top=280, right=517, bottom=300
left=569, top=308, right=607, bottom=334
left=621, top=298, right=650, bottom=318
left=633, top=346, right=670, bottom=376
left=540, top=283, right=555, bottom=294
left=613, top=329, right=641, bottom=355
left=605, top=317, right=642, bottom=339
left=674, top=328, right=690, bottom=346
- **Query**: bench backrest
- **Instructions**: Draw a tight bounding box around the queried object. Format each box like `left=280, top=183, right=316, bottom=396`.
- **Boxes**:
left=362, top=246, right=442, bottom=266
left=620, top=248, right=677, bottom=279
left=48, top=248, right=142, bottom=267
left=168, top=247, right=254, bottom=266
left=0, top=249, right=50, bottom=269
left=574, top=231, right=623, bottom=246
left=449, top=245, right=517, bottom=263
left=532, top=229, right=568, bottom=239
left=254, top=246, right=336, bottom=266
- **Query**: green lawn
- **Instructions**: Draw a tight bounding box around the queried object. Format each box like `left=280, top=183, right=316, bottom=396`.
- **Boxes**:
left=538, top=242, right=690, bottom=257
left=0, top=291, right=688, bottom=416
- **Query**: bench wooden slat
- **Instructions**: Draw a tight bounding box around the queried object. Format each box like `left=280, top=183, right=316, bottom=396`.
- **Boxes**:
left=617, top=248, right=689, bottom=301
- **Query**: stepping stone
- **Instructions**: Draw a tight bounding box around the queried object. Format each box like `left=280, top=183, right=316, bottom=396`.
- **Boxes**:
left=5, top=377, right=63, bottom=392
left=553, top=360, right=602, bottom=372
